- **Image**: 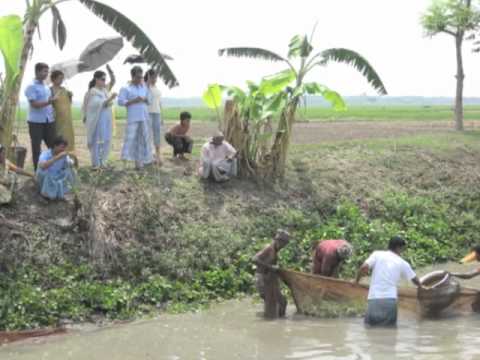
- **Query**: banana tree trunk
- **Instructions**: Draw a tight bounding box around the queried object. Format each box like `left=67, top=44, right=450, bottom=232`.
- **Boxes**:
left=454, top=34, right=464, bottom=131
left=223, top=100, right=255, bottom=177
left=270, top=99, right=299, bottom=178
left=0, top=18, right=37, bottom=148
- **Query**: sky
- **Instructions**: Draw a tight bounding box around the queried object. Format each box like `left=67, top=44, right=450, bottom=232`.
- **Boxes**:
left=2, top=0, right=480, bottom=102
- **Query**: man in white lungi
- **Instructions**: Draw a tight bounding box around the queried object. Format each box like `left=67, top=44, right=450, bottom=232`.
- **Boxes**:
left=356, top=236, right=423, bottom=327
left=198, top=132, right=237, bottom=182
left=118, top=66, right=152, bottom=170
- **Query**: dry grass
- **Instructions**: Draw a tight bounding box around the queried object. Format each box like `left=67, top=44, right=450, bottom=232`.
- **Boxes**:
left=11, top=119, right=480, bottom=172
left=3, top=120, right=480, bottom=276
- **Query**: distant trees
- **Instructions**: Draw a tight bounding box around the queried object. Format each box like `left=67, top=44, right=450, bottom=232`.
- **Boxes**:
left=422, top=0, right=480, bottom=131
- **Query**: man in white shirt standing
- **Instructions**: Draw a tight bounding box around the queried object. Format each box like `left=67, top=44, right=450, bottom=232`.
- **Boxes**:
left=356, top=236, right=423, bottom=327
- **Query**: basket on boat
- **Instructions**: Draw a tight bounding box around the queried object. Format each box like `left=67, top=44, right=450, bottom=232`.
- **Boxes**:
left=418, top=271, right=460, bottom=316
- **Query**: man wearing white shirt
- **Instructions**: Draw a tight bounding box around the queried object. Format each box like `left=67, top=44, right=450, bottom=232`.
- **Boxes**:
left=356, top=236, right=423, bottom=327
left=198, top=132, right=237, bottom=182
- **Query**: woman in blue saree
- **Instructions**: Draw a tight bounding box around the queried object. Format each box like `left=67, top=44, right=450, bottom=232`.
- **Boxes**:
left=36, top=136, right=77, bottom=200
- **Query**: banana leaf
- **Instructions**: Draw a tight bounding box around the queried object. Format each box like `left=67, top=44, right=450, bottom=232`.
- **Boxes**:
left=0, top=15, right=23, bottom=91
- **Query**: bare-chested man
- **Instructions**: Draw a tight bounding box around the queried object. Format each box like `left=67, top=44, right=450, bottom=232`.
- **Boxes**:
left=252, top=229, right=290, bottom=318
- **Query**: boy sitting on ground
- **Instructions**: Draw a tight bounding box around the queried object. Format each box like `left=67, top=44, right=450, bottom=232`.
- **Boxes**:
left=165, top=111, right=193, bottom=160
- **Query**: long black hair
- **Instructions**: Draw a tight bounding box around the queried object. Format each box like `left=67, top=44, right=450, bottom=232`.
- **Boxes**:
left=88, top=70, right=106, bottom=90
left=52, top=136, right=68, bottom=148
left=144, top=68, right=157, bottom=83
left=50, top=70, right=64, bottom=82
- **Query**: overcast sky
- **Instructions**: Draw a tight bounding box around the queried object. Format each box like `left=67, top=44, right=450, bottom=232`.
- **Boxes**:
left=2, top=0, right=480, bottom=101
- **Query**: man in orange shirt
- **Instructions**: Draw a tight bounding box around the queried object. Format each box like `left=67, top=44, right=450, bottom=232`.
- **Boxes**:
left=451, top=245, right=480, bottom=279
left=312, top=239, right=353, bottom=277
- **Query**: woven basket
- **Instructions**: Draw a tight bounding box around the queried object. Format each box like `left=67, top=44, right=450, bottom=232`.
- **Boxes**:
left=418, top=271, right=460, bottom=316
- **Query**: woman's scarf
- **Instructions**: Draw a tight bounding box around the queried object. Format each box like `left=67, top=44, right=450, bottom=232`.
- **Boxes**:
left=83, top=88, right=108, bottom=149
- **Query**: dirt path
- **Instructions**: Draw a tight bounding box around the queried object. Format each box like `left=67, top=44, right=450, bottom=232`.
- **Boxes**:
left=193, top=120, right=478, bottom=144
left=12, top=120, right=479, bottom=168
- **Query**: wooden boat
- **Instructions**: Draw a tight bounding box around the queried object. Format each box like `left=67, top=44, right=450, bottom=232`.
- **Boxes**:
left=0, top=327, right=66, bottom=345
left=278, top=268, right=480, bottom=317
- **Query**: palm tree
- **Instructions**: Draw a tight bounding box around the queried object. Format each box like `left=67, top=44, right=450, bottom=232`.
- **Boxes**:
left=0, top=0, right=178, bottom=148
left=219, top=33, right=387, bottom=177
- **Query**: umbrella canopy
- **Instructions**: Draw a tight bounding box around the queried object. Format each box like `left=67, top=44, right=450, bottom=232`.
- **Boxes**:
left=50, top=59, right=89, bottom=80
left=80, top=37, right=124, bottom=71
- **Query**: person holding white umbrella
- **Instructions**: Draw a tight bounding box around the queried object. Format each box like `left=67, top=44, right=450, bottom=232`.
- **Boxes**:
left=83, top=70, right=117, bottom=169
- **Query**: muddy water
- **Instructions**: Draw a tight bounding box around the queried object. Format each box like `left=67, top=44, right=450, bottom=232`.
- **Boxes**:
left=3, top=263, right=480, bottom=360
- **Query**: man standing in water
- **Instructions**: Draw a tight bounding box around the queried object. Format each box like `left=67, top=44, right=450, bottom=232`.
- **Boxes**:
left=356, top=236, right=423, bottom=327
left=252, top=229, right=290, bottom=319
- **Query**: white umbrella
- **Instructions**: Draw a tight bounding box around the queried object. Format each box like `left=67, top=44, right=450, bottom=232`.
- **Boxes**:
left=80, top=37, right=124, bottom=72
left=50, top=59, right=88, bottom=79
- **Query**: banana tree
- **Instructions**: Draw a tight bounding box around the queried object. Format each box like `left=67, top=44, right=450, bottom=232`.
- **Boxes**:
left=219, top=32, right=387, bottom=177
left=0, top=15, right=24, bottom=150
left=204, top=68, right=346, bottom=177
left=0, top=0, right=178, bottom=148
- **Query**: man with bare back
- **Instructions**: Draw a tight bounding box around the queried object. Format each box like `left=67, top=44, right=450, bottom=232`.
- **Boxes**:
left=252, top=229, right=290, bottom=318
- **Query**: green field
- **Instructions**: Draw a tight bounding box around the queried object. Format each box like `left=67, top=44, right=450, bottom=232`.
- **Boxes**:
left=300, top=105, right=480, bottom=122
left=12, top=105, right=480, bottom=124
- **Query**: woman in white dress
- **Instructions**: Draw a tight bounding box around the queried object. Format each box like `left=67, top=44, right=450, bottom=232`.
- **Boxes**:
left=82, top=70, right=117, bottom=168
left=145, top=69, right=163, bottom=165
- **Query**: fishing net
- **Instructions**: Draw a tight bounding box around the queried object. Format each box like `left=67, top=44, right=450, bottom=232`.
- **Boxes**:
left=279, top=269, right=480, bottom=317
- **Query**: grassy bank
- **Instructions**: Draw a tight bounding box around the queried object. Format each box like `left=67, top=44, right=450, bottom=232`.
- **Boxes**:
left=11, top=105, right=480, bottom=124
left=1, top=131, right=480, bottom=329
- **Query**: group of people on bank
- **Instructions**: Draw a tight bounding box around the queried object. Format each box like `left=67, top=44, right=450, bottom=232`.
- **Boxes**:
left=0, top=62, right=239, bottom=204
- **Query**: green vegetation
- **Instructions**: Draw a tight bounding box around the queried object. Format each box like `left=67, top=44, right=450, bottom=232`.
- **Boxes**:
left=300, top=104, right=480, bottom=122
left=10, top=104, right=479, bottom=126
left=218, top=30, right=386, bottom=177
left=2, top=131, right=480, bottom=329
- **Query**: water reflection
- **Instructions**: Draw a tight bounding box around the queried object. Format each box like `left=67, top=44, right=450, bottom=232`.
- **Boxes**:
left=3, top=262, right=480, bottom=359
left=3, top=300, right=480, bottom=360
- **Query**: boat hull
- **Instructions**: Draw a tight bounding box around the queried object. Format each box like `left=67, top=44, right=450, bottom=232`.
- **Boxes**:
left=0, top=328, right=66, bottom=345
left=279, top=269, right=480, bottom=317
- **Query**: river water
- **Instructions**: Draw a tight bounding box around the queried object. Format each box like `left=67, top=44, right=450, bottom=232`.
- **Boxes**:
left=2, top=264, right=480, bottom=360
